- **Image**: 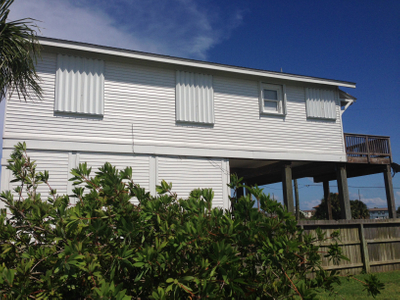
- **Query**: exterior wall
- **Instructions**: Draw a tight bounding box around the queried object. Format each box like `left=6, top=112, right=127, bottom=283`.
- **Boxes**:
left=157, top=156, right=230, bottom=208
left=0, top=149, right=69, bottom=208
left=133, top=75, right=346, bottom=161
left=1, top=47, right=348, bottom=209
left=2, top=50, right=346, bottom=163
left=369, top=209, right=389, bottom=219
left=0, top=149, right=229, bottom=210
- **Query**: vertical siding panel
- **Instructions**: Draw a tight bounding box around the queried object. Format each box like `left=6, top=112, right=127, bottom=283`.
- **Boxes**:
left=79, top=153, right=151, bottom=191
left=2, top=150, right=70, bottom=202
left=157, top=156, right=225, bottom=207
left=306, top=88, right=337, bottom=120
left=55, top=54, right=104, bottom=115
left=175, top=71, right=214, bottom=124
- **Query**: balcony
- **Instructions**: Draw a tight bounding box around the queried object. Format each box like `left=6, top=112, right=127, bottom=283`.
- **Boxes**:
left=344, top=133, right=392, bottom=164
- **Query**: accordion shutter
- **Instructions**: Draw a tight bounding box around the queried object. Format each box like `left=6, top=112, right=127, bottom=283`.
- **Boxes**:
left=176, top=70, right=214, bottom=124
left=306, top=88, right=337, bottom=119
left=55, top=54, right=104, bottom=115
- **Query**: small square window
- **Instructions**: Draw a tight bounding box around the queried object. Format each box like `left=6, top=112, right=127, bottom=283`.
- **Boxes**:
left=260, top=83, right=286, bottom=115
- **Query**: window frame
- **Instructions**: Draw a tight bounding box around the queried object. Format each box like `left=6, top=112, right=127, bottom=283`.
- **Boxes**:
left=259, top=82, right=287, bottom=116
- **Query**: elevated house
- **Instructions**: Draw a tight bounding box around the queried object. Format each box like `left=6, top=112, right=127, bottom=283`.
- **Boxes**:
left=369, top=207, right=389, bottom=219
left=0, top=37, right=396, bottom=218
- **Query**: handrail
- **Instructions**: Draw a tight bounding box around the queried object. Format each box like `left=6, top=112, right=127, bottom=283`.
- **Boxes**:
left=344, top=133, right=392, bottom=164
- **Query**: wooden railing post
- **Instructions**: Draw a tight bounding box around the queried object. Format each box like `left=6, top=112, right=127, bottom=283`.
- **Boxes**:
left=359, top=223, right=371, bottom=273
left=366, top=135, right=371, bottom=163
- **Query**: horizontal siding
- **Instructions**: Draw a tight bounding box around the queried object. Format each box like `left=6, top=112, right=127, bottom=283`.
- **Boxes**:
left=157, top=157, right=226, bottom=208
left=4, top=53, right=174, bottom=144
left=1, top=151, right=69, bottom=205
left=3, top=51, right=345, bottom=161
left=78, top=153, right=151, bottom=191
left=133, top=76, right=345, bottom=155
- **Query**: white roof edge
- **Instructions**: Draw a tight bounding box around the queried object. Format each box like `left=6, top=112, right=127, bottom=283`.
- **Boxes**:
left=39, top=37, right=356, bottom=89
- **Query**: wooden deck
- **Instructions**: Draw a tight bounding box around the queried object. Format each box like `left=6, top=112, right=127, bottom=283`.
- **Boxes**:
left=345, top=133, right=392, bottom=164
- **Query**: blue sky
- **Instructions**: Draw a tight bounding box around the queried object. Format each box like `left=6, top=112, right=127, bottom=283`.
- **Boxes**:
left=3, top=0, right=400, bottom=210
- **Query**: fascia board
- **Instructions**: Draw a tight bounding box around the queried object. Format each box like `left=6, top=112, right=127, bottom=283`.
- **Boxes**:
left=39, top=38, right=356, bottom=89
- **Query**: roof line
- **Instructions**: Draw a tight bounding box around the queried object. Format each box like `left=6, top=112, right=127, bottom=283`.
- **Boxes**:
left=38, top=37, right=356, bottom=88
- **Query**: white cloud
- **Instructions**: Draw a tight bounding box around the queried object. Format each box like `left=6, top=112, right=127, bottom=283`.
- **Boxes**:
left=359, top=197, right=387, bottom=208
left=8, top=0, right=243, bottom=59
left=301, top=199, right=321, bottom=210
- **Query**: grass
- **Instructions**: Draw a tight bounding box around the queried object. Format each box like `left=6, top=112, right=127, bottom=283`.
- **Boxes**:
left=315, top=270, right=400, bottom=299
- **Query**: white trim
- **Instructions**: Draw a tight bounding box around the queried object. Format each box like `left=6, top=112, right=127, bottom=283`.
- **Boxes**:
left=67, top=152, right=80, bottom=197
left=149, top=155, right=156, bottom=196
left=155, top=156, right=159, bottom=189
left=133, top=142, right=347, bottom=162
left=2, top=138, right=347, bottom=162
left=221, top=159, right=230, bottom=210
left=340, top=98, right=354, bottom=115
left=39, top=38, right=356, bottom=88
left=259, top=83, right=287, bottom=116
left=338, top=94, right=347, bottom=156
left=3, top=132, right=133, bottom=146
left=3, top=139, right=134, bottom=154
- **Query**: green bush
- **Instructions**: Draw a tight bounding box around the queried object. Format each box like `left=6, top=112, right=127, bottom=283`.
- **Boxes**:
left=0, top=143, right=383, bottom=299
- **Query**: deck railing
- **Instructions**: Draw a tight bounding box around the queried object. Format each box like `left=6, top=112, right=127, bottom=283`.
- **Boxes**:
left=344, top=133, right=392, bottom=164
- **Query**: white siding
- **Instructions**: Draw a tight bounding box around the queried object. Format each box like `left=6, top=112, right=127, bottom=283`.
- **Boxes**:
left=78, top=153, right=151, bottom=192
left=176, top=71, right=214, bottom=124
left=3, top=53, right=167, bottom=146
left=133, top=76, right=346, bottom=161
left=157, top=156, right=227, bottom=208
left=0, top=150, right=69, bottom=207
left=3, top=51, right=346, bottom=164
left=55, top=54, right=104, bottom=115
left=0, top=151, right=229, bottom=209
left=305, top=88, right=337, bottom=119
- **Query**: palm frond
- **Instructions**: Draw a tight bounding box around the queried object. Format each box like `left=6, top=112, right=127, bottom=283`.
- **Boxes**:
left=0, top=0, right=42, bottom=101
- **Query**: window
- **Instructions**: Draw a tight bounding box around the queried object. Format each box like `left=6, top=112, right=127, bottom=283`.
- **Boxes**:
left=305, top=88, right=337, bottom=120
left=176, top=70, right=214, bottom=124
left=55, top=54, right=104, bottom=116
left=259, top=83, right=286, bottom=115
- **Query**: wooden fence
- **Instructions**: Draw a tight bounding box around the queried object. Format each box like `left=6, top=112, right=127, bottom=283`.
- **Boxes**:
left=298, top=219, right=400, bottom=275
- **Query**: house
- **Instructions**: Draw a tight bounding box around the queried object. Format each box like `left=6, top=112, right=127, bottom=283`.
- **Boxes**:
left=301, top=210, right=315, bottom=219
left=369, top=207, right=389, bottom=219
left=0, top=37, right=396, bottom=218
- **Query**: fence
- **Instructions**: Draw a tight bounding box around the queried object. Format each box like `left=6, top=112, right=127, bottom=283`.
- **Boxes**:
left=298, top=219, right=400, bottom=275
